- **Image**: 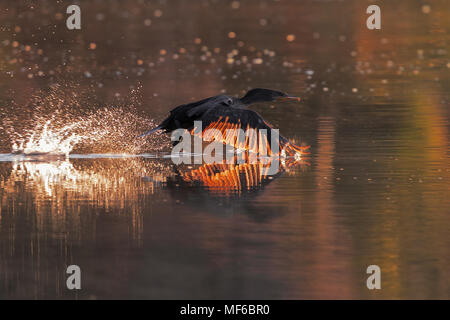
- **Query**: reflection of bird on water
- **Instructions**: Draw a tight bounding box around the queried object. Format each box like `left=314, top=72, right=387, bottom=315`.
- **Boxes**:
left=165, top=157, right=308, bottom=221
left=178, top=162, right=280, bottom=196
left=178, top=157, right=304, bottom=195
left=139, top=88, right=308, bottom=156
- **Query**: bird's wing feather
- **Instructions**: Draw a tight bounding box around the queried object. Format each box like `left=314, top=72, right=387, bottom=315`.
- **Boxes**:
left=170, top=96, right=214, bottom=115
left=186, top=101, right=216, bottom=118
left=202, top=105, right=269, bottom=126
left=159, top=96, right=217, bottom=131
left=191, top=106, right=307, bottom=156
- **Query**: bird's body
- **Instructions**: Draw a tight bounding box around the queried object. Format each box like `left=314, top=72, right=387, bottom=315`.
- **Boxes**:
left=139, top=88, right=308, bottom=156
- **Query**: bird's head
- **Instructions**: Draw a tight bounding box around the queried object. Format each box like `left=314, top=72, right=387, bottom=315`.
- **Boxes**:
left=240, top=88, right=301, bottom=105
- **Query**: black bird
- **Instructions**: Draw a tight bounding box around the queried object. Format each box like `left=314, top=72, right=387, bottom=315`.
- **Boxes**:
left=139, top=88, right=308, bottom=156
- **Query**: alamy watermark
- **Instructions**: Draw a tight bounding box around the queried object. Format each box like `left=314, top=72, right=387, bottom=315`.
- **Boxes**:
left=66, top=5, right=81, bottom=30
left=366, top=265, right=381, bottom=290
left=366, top=5, right=381, bottom=30
left=66, top=265, right=81, bottom=290
left=65, top=4, right=380, bottom=31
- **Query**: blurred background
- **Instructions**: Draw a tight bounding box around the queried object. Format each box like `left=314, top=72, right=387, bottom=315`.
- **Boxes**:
left=0, top=0, right=449, bottom=299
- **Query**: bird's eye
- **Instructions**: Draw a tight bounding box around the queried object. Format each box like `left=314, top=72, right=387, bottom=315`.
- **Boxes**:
left=223, top=98, right=233, bottom=106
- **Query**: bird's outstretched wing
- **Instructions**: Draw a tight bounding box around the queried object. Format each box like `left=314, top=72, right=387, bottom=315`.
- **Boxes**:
left=169, top=96, right=215, bottom=116
left=190, top=105, right=308, bottom=156
left=156, top=96, right=217, bottom=132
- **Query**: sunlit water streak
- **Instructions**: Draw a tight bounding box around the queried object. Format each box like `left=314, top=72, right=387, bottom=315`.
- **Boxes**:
left=0, top=158, right=173, bottom=200
left=0, top=151, right=306, bottom=162
left=0, top=153, right=168, bottom=162
left=0, top=157, right=175, bottom=255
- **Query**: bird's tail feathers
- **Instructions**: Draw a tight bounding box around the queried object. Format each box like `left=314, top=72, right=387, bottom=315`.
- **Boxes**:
left=137, top=125, right=163, bottom=138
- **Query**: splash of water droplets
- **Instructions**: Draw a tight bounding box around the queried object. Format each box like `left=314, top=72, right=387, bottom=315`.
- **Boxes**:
left=12, top=120, right=85, bottom=155
left=1, top=83, right=168, bottom=155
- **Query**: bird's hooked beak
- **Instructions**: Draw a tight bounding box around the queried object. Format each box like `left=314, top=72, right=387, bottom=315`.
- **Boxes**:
left=277, top=94, right=301, bottom=102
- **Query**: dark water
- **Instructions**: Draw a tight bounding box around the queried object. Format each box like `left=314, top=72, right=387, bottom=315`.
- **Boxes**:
left=0, top=1, right=449, bottom=299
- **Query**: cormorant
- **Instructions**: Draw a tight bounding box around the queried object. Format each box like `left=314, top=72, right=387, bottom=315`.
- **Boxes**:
left=139, top=88, right=308, bottom=156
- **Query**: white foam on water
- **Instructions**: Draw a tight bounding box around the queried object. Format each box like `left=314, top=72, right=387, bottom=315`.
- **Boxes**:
left=11, top=120, right=85, bottom=156
left=5, top=107, right=165, bottom=157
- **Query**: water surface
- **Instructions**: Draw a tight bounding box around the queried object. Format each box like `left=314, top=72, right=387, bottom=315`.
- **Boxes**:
left=0, top=0, right=449, bottom=299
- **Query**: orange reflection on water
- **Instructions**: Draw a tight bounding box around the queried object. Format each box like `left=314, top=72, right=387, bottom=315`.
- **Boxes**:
left=180, top=155, right=309, bottom=196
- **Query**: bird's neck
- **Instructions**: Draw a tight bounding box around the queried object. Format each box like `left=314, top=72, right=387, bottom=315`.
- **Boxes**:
left=239, top=96, right=259, bottom=106
left=239, top=95, right=271, bottom=106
